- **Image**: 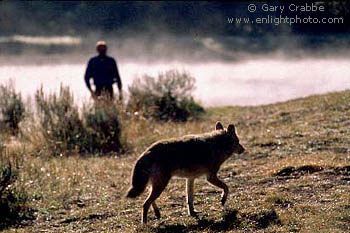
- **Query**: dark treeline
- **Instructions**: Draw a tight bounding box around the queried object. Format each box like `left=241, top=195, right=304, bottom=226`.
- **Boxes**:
left=1, top=1, right=349, bottom=61
left=1, top=1, right=349, bottom=37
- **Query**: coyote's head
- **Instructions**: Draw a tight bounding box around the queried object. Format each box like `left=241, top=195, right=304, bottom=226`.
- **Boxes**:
left=215, top=121, right=245, bottom=154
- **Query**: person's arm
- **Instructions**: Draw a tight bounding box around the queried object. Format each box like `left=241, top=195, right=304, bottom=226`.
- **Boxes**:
left=84, top=59, right=93, bottom=92
left=112, top=59, right=123, bottom=100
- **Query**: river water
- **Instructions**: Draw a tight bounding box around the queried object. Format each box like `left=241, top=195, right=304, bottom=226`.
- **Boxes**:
left=0, top=58, right=349, bottom=106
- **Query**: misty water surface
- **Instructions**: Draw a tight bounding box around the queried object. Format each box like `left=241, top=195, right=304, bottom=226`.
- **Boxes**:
left=0, top=58, right=349, bottom=107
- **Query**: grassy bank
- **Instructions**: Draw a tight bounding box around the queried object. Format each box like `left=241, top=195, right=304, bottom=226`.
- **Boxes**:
left=1, top=90, right=350, bottom=232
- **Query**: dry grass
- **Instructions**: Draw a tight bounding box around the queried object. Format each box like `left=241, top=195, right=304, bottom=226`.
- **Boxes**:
left=1, top=90, right=350, bottom=232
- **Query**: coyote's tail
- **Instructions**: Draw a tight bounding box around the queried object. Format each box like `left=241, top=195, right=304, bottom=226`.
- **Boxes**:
left=126, top=155, right=151, bottom=198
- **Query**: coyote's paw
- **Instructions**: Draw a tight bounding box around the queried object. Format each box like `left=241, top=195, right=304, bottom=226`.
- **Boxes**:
left=189, top=210, right=200, bottom=219
left=190, top=210, right=199, bottom=217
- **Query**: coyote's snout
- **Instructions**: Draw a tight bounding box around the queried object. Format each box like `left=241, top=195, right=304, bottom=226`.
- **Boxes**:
left=126, top=122, right=245, bottom=224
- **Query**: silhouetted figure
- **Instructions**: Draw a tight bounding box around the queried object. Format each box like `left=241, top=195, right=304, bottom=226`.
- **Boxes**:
left=84, top=41, right=122, bottom=100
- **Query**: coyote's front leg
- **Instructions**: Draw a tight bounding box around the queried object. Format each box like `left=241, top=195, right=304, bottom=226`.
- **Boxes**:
left=207, top=173, right=229, bottom=205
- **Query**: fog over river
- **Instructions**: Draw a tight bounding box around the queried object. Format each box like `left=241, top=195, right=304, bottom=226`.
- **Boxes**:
left=0, top=58, right=349, bottom=107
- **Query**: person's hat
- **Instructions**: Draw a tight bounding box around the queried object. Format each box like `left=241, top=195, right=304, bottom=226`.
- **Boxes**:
left=96, top=40, right=107, bottom=47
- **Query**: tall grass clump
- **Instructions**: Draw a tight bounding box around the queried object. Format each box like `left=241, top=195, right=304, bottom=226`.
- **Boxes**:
left=33, top=86, right=123, bottom=155
left=0, top=143, right=33, bottom=229
left=127, top=69, right=204, bottom=122
left=0, top=82, right=25, bottom=134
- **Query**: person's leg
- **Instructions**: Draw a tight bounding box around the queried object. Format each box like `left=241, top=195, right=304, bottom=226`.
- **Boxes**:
left=105, top=85, right=114, bottom=99
left=95, top=86, right=102, bottom=97
left=98, top=85, right=113, bottom=99
left=95, top=85, right=113, bottom=100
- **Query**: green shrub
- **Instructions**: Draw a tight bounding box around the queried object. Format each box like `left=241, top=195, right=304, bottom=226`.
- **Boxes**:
left=0, top=145, right=34, bottom=229
left=127, top=69, right=204, bottom=122
left=33, top=86, right=123, bottom=155
left=0, top=82, right=25, bottom=134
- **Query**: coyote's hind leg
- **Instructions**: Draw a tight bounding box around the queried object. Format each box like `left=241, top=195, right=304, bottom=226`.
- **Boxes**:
left=142, top=176, right=170, bottom=224
left=186, top=178, right=197, bottom=217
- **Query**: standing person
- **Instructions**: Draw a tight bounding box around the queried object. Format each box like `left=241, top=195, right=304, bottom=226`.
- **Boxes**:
left=84, top=41, right=123, bottom=100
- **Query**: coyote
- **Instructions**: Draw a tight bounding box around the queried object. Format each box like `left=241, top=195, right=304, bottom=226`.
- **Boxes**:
left=126, top=122, right=245, bottom=224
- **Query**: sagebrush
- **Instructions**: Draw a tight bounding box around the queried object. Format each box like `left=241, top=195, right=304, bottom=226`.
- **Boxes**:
left=0, top=82, right=25, bottom=134
left=82, top=99, right=123, bottom=153
left=34, top=86, right=84, bottom=155
left=33, top=86, right=123, bottom=155
left=127, top=69, right=204, bottom=122
left=0, top=144, right=33, bottom=229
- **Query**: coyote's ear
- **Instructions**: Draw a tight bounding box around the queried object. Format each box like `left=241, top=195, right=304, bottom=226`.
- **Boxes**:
left=215, top=122, right=224, bottom=130
left=227, top=124, right=236, bottom=135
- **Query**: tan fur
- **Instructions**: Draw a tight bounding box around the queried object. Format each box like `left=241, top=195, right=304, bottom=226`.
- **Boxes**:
left=126, top=122, right=245, bottom=224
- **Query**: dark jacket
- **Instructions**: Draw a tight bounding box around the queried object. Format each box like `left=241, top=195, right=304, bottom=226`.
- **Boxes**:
left=84, top=55, right=122, bottom=91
